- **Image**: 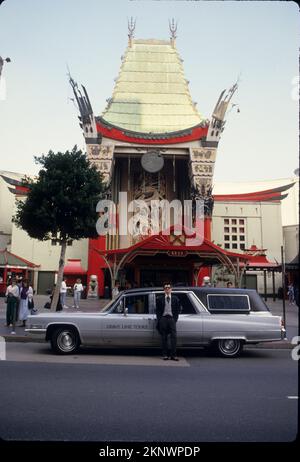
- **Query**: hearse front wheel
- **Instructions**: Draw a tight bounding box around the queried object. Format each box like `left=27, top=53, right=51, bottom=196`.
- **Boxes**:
left=50, top=327, right=80, bottom=355
left=215, top=339, right=243, bottom=358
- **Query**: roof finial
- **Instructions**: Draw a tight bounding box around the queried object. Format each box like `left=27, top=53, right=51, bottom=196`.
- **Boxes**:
left=128, top=17, right=136, bottom=47
left=169, top=18, right=177, bottom=48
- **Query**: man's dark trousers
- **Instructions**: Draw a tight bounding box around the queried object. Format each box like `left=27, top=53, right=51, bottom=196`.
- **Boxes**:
left=159, top=315, right=177, bottom=357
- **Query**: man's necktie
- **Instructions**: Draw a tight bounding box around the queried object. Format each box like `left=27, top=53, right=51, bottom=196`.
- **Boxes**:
left=167, top=296, right=170, bottom=303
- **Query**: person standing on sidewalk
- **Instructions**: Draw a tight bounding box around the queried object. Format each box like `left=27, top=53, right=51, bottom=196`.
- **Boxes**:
left=5, top=278, right=19, bottom=334
left=72, top=278, right=84, bottom=309
left=18, top=280, right=33, bottom=327
left=156, top=282, right=181, bottom=361
left=287, top=283, right=295, bottom=305
left=112, top=281, right=120, bottom=300
left=60, top=277, right=68, bottom=309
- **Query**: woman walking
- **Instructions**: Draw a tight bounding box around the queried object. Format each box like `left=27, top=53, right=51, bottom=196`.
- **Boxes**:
left=18, top=280, right=33, bottom=327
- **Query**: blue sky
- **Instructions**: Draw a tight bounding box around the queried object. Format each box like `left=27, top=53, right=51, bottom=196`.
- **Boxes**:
left=0, top=0, right=298, bottom=182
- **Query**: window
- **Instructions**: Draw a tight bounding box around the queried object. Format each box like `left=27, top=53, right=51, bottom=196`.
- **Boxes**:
left=113, top=294, right=149, bottom=314
left=125, top=294, right=149, bottom=314
left=223, top=218, right=246, bottom=250
left=232, top=243, right=238, bottom=249
left=224, top=243, right=230, bottom=249
left=207, top=294, right=250, bottom=312
left=173, top=293, right=197, bottom=314
left=240, top=243, right=245, bottom=250
left=155, top=293, right=196, bottom=314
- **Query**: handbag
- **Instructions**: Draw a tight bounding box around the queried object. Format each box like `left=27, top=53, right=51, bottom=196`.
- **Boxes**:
left=28, top=299, right=34, bottom=310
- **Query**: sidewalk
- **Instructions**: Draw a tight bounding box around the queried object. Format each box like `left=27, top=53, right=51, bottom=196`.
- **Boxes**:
left=0, top=295, right=298, bottom=348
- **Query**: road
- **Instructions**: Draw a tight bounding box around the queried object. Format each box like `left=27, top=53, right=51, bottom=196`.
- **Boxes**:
left=0, top=343, right=297, bottom=443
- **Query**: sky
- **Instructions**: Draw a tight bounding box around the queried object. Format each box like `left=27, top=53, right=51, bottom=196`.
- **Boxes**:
left=0, top=0, right=299, bottom=182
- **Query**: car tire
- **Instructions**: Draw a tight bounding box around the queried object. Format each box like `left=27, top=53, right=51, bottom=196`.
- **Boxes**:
left=50, top=327, right=80, bottom=355
left=214, top=339, right=243, bottom=358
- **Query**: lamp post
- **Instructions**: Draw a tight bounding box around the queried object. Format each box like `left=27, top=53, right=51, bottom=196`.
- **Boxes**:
left=281, top=245, right=286, bottom=330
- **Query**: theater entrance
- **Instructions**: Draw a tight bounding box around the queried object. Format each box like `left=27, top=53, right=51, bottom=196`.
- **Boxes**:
left=140, top=269, right=190, bottom=287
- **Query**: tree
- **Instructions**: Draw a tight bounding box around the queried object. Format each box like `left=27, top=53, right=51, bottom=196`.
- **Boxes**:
left=13, top=146, right=105, bottom=310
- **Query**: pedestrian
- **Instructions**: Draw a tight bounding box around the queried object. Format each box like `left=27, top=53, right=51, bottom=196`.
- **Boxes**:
left=201, top=276, right=212, bottom=286
left=287, top=283, right=295, bottom=305
left=60, top=277, right=68, bottom=309
left=18, top=280, right=33, bottom=327
left=156, top=282, right=182, bottom=361
left=112, top=280, right=120, bottom=300
left=72, top=278, right=84, bottom=308
left=294, top=283, right=299, bottom=308
left=5, top=278, right=19, bottom=334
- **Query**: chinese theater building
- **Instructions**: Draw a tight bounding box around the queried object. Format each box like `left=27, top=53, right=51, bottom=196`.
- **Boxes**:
left=69, top=22, right=293, bottom=294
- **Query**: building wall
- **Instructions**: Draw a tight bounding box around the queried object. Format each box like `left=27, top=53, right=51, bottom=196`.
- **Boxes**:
left=284, top=225, right=299, bottom=263
left=212, top=200, right=283, bottom=258
left=0, top=171, right=25, bottom=249
left=213, top=177, right=299, bottom=226
left=10, top=223, right=88, bottom=271
left=212, top=200, right=283, bottom=294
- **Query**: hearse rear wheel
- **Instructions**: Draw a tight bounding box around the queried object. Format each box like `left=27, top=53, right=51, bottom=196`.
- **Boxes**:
left=51, top=327, right=80, bottom=355
left=215, top=339, right=243, bottom=358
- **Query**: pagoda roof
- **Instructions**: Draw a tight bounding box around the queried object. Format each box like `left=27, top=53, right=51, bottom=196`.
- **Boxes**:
left=101, top=39, right=203, bottom=134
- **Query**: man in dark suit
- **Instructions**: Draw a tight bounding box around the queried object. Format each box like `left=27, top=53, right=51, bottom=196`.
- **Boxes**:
left=156, top=282, right=181, bottom=361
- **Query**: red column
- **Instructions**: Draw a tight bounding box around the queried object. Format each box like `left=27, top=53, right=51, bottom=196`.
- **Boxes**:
left=204, top=216, right=212, bottom=241
left=87, top=236, right=107, bottom=296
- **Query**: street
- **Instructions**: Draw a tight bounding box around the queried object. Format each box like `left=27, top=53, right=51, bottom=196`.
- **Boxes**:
left=0, top=344, right=297, bottom=443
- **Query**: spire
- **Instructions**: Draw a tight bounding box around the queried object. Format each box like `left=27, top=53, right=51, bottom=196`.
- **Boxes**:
left=0, top=56, right=11, bottom=80
left=169, top=18, right=177, bottom=48
left=128, top=17, right=136, bottom=47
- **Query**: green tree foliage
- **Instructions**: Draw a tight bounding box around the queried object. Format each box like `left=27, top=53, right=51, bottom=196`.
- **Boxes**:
left=13, top=146, right=105, bottom=309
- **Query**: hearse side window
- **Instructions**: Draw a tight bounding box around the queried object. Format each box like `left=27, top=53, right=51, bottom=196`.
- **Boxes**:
left=155, top=293, right=197, bottom=314
left=111, top=294, right=149, bottom=314
left=207, top=294, right=250, bottom=312
left=124, top=294, right=149, bottom=314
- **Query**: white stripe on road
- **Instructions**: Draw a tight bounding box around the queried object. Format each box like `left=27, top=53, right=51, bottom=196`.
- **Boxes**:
left=287, top=396, right=298, bottom=399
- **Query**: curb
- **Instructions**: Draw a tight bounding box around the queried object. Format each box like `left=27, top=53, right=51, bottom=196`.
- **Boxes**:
left=0, top=335, right=294, bottom=349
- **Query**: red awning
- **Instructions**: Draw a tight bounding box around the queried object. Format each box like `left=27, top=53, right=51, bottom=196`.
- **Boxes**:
left=63, top=259, right=87, bottom=275
left=94, top=224, right=249, bottom=261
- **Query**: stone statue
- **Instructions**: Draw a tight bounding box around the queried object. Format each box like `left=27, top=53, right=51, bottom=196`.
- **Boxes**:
left=88, top=274, right=98, bottom=298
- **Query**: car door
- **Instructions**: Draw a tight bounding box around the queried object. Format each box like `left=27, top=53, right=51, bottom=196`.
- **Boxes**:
left=101, top=293, right=154, bottom=346
left=175, top=292, right=203, bottom=345
left=154, top=292, right=203, bottom=346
